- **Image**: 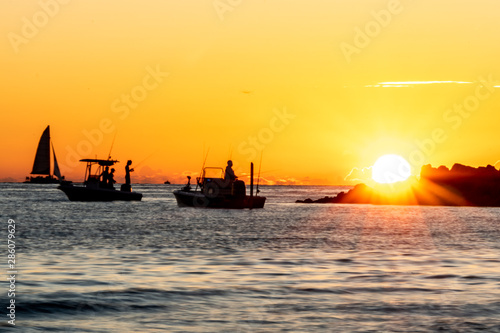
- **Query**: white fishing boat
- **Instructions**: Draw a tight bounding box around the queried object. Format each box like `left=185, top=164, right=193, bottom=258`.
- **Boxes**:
left=24, top=125, right=65, bottom=184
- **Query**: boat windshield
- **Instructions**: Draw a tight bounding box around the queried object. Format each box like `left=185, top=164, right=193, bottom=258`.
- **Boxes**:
left=203, top=167, right=224, bottom=179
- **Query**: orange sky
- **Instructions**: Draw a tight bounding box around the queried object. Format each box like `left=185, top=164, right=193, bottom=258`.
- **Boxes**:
left=1, top=0, right=500, bottom=184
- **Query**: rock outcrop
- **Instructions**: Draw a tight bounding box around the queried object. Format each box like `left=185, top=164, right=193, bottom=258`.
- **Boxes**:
left=296, top=164, right=500, bottom=206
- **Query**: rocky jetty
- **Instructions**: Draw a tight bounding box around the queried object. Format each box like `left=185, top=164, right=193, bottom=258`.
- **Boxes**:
left=296, top=163, right=500, bottom=206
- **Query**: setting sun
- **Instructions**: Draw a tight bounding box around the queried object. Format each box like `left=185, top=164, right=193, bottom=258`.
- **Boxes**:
left=372, top=154, right=412, bottom=184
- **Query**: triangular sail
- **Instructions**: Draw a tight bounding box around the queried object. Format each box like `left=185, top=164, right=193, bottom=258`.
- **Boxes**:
left=52, top=142, right=62, bottom=180
left=31, top=126, right=51, bottom=175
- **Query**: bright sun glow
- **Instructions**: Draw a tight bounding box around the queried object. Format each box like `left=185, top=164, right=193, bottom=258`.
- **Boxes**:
left=372, top=154, right=412, bottom=184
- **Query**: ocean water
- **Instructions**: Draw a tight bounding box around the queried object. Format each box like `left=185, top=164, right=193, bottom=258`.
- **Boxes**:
left=1, top=183, right=500, bottom=332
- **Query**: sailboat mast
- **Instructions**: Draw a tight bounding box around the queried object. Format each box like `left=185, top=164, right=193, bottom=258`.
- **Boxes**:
left=49, top=127, right=51, bottom=176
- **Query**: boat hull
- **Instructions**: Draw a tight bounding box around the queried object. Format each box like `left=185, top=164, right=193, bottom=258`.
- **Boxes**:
left=58, top=184, right=142, bottom=201
left=24, top=176, right=60, bottom=184
left=173, top=190, right=265, bottom=209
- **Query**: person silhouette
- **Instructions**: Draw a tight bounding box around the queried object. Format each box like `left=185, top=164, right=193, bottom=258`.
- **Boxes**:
left=100, top=166, right=109, bottom=188
left=183, top=176, right=192, bottom=191
left=125, top=160, right=134, bottom=185
left=225, top=160, right=237, bottom=183
left=108, top=168, right=116, bottom=189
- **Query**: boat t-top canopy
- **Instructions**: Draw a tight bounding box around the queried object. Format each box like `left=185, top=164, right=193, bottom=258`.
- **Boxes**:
left=80, top=159, right=119, bottom=183
left=80, top=159, right=118, bottom=166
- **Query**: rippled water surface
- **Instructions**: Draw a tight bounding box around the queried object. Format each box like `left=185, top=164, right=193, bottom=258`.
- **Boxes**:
left=1, top=183, right=500, bottom=332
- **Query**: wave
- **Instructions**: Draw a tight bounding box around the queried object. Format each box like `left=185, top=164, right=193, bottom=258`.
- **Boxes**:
left=17, top=287, right=233, bottom=316
left=12, top=284, right=461, bottom=317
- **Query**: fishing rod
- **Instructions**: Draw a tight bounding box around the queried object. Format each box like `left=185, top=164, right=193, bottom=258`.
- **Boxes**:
left=107, top=133, right=117, bottom=160
left=195, top=147, right=210, bottom=191
left=256, top=151, right=263, bottom=194
left=130, top=151, right=156, bottom=170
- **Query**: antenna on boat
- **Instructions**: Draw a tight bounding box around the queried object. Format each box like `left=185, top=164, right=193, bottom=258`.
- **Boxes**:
left=108, top=133, right=117, bottom=160
left=256, top=151, right=263, bottom=194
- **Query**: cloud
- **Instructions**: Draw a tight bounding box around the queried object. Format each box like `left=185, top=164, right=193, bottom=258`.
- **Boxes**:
left=364, top=81, right=473, bottom=88
left=0, top=177, right=18, bottom=182
left=346, top=80, right=500, bottom=88
left=251, top=175, right=304, bottom=186
left=273, top=177, right=302, bottom=186
left=127, top=165, right=167, bottom=184
left=344, top=166, right=372, bottom=182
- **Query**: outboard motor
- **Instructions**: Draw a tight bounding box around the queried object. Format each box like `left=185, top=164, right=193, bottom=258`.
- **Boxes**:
left=232, top=180, right=246, bottom=199
left=121, top=184, right=132, bottom=192
left=182, top=176, right=192, bottom=191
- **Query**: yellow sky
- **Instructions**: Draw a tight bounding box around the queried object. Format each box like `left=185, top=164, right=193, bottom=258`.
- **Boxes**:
left=1, top=0, right=500, bottom=184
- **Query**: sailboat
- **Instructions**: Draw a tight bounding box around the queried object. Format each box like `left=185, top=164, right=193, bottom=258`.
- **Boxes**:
left=24, top=125, right=64, bottom=184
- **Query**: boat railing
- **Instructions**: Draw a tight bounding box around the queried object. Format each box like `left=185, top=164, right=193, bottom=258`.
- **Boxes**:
left=84, top=175, right=100, bottom=188
left=196, top=167, right=224, bottom=191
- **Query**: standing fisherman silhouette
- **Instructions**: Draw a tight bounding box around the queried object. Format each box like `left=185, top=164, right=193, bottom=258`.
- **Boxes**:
left=121, top=160, right=135, bottom=192
left=125, top=160, right=134, bottom=185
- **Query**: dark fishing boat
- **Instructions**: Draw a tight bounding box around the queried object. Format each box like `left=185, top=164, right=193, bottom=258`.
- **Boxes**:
left=58, top=159, right=142, bottom=201
left=173, top=163, right=266, bottom=209
left=24, top=125, right=66, bottom=183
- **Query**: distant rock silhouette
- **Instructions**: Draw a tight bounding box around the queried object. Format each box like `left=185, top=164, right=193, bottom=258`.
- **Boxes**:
left=296, top=163, right=500, bottom=206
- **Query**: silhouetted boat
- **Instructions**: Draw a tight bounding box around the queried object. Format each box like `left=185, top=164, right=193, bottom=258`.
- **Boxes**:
left=173, top=163, right=266, bottom=209
left=164, top=180, right=171, bottom=184
left=24, top=125, right=66, bottom=184
left=58, top=159, right=142, bottom=201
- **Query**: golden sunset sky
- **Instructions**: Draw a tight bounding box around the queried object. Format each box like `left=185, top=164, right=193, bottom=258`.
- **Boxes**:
left=1, top=0, right=500, bottom=184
